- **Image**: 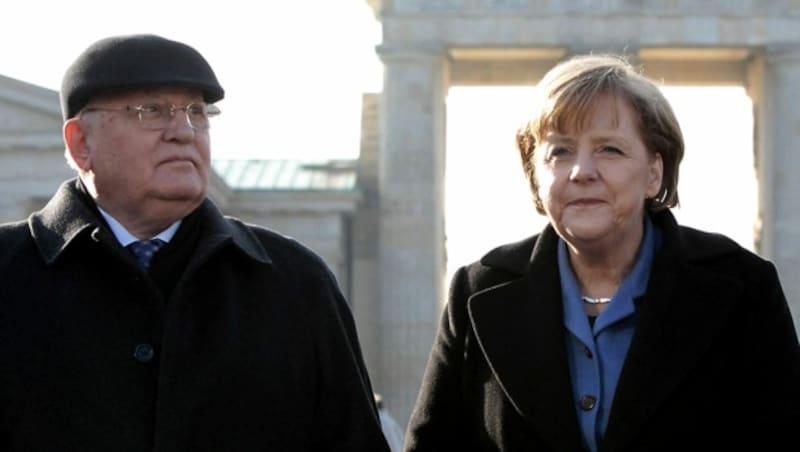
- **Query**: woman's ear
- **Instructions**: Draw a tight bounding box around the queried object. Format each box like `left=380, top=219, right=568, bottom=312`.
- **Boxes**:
left=63, top=119, right=92, bottom=171
left=646, top=152, right=664, bottom=198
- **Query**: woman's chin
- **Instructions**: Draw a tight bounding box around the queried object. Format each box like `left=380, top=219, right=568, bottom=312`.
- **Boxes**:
left=561, top=222, right=615, bottom=246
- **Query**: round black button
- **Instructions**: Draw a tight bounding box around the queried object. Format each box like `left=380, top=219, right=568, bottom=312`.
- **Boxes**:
left=134, top=343, right=155, bottom=363
left=580, top=395, right=597, bottom=411
left=582, top=346, right=593, bottom=359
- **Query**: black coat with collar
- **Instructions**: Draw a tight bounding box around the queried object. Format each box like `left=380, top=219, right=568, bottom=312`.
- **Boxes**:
left=405, top=210, right=800, bottom=452
left=0, top=179, right=389, bottom=452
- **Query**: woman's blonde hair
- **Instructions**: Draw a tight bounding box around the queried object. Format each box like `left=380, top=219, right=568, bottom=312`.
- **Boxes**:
left=516, top=54, right=684, bottom=214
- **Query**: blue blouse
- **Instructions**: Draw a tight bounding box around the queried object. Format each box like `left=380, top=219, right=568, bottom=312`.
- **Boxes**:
left=557, top=217, right=661, bottom=452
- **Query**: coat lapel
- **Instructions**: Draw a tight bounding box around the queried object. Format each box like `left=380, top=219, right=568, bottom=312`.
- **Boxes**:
left=601, top=214, right=742, bottom=451
left=30, top=179, right=117, bottom=265
left=469, top=226, right=586, bottom=452
left=179, top=198, right=272, bottom=277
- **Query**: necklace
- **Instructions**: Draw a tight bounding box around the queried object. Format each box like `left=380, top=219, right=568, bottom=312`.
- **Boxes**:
left=581, top=296, right=612, bottom=304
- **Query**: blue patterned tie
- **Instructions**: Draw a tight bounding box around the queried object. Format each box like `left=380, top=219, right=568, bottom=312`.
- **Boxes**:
left=128, top=238, right=166, bottom=270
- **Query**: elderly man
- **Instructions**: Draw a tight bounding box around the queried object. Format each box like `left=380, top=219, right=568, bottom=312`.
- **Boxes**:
left=0, top=34, right=389, bottom=451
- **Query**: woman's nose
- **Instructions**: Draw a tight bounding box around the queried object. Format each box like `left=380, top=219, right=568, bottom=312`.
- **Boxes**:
left=569, top=151, right=599, bottom=181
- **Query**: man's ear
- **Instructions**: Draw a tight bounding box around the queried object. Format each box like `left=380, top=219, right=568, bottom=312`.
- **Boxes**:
left=63, top=118, right=92, bottom=171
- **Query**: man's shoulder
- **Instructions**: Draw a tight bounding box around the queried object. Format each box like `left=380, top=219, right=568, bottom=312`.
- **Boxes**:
left=222, top=216, right=332, bottom=272
left=0, top=218, right=30, bottom=234
left=0, top=219, right=33, bottom=246
left=220, top=218, right=348, bottom=302
left=0, top=219, right=36, bottom=266
left=223, top=217, right=313, bottom=253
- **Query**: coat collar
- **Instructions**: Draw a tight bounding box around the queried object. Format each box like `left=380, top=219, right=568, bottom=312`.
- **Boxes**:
left=470, top=224, right=586, bottom=451
left=29, top=178, right=271, bottom=268
left=468, top=210, right=743, bottom=452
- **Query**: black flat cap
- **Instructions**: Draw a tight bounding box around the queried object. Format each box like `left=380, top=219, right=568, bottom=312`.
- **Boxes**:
left=60, top=34, right=224, bottom=119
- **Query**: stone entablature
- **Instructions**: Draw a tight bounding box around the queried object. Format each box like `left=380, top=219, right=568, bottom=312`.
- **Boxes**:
left=371, top=0, right=800, bottom=17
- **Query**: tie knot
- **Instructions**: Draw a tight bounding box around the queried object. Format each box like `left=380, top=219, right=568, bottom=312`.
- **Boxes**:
left=128, top=238, right=166, bottom=269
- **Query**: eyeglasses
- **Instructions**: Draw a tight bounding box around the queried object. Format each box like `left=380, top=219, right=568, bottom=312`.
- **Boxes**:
left=80, top=102, right=221, bottom=130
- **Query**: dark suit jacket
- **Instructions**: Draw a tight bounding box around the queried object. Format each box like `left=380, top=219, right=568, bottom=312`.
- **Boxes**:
left=405, top=210, right=800, bottom=452
left=0, top=179, right=389, bottom=452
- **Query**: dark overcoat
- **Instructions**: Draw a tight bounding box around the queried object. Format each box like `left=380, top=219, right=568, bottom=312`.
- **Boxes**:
left=405, top=210, right=800, bottom=452
left=0, top=179, right=389, bottom=452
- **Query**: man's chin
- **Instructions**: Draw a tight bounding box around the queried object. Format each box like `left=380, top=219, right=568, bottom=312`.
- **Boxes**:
left=155, top=183, right=207, bottom=204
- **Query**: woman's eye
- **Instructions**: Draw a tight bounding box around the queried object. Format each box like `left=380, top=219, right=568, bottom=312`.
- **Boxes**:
left=548, top=147, right=571, bottom=159
left=600, top=146, right=623, bottom=155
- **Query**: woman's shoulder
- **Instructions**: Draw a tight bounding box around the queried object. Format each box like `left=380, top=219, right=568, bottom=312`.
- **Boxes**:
left=449, top=233, right=543, bottom=292
left=654, top=210, right=766, bottom=267
left=674, top=225, right=779, bottom=286
left=677, top=224, right=758, bottom=262
left=480, top=234, right=540, bottom=268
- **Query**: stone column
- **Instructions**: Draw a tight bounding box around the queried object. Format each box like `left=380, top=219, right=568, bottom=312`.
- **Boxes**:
left=376, top=45, right=448, bottom=425
left=753, top=46, right=800, bottom=326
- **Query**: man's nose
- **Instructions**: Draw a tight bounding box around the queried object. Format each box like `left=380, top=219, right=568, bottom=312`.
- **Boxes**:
left=163, top=109, right=196, bottom=141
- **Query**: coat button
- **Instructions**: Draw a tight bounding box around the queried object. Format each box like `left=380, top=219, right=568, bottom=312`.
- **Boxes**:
left=582, top=346, right=593, bottom=359
left=134, top=344, right=155, bottom=363
left=580, top=395, right=597, bottom=411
